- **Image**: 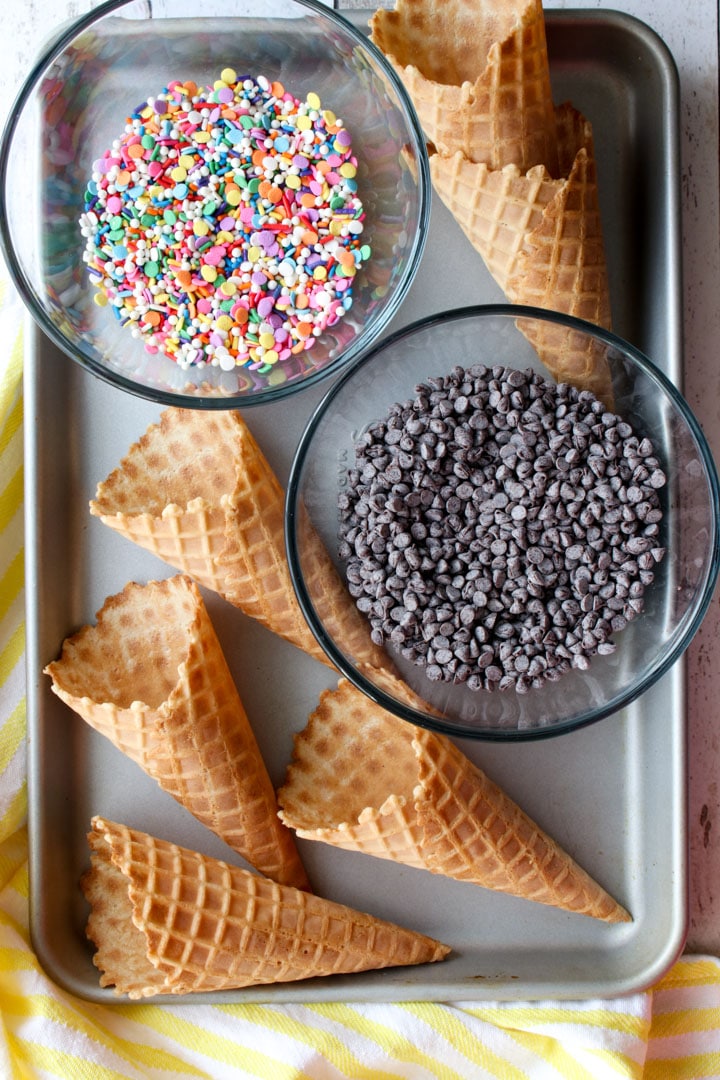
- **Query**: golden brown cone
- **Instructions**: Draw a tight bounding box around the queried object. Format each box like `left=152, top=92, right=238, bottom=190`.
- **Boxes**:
left=429, top=107, right=615, bottom=405
left=45, top=575, right=310, bottom=891
left=89, top=410, right=237, bottom=597
left=83, top=816, right=450, bottom=997
left=370, top=0, right=559, bottom=173
left=505, top=108, right=612, bottom=324
left=428, top=156, right=557, bottom=286
left=372, top=0, right=614, bottom=405
left=90, top=407, right=387, bottom=671
left=278, top=680, right=631, bottom=923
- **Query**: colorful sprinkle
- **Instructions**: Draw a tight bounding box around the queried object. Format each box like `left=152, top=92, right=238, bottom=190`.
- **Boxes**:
left=79, top=74, right=370, bottom=373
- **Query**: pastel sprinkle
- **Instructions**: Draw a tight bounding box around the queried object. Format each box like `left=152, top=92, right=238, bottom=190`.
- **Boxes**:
left=80, top=74, right=369, bottom=375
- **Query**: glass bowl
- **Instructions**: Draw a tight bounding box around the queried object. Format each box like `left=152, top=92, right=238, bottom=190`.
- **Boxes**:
left=286, top=305, right=720, bottom=739
left=0, top=0, right=429, bottom=407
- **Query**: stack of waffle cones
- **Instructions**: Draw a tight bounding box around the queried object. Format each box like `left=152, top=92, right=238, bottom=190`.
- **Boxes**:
left=370, top=0, right=614, bottom=405
left=89, top=407, right=387, bottom=672
left=83, top=816, right=449, bottom=997
left=45, top=575, right=310, bottom=891
left=278, top=679, right=630, bottom=923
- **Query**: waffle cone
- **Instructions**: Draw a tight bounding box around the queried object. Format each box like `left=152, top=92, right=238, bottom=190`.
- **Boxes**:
left=373, top=0, right=614, bottom=403
left=370, top=0, right=558, bottom=173
left=429, top=155, right=557, bottom=287
left=82, top=816, right=450, bottom=997
left=45, top=575, right=309, bottom=891
left=278, top=680, right=630, bottom=923
left=90, top=407, right=386, bottom=670
left=430, top=105, right=614, bottom=404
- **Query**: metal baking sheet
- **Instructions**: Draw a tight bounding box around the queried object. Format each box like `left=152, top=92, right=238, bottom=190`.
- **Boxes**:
left=25, top=10, right=684, bottom=1002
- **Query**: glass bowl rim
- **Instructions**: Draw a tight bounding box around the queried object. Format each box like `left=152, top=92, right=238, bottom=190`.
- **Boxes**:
left=0, top=0, right=431, bottom=409
left=285, top=302, right=720, bottom=741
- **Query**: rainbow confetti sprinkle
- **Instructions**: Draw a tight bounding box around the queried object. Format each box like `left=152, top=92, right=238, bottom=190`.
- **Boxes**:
left=80, top=72, right=370, bottom=375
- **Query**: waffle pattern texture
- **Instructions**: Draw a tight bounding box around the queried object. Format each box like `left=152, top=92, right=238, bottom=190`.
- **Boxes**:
left=371, top=0, right=615, bottom=407
left=91, top=406, right=387, bottom=672
left=45, top=575, right=310, bottom=891
left=3, top=277, right=720, bottom=1070
left=82, top=817, right=448, bottom=998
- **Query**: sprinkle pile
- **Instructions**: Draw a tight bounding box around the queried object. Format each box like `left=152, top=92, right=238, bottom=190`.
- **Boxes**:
left=80, top=72, right=370, bottom=375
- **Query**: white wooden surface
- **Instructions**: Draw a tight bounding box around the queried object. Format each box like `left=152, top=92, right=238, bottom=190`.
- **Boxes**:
left=3, top=0, right=720, bottom=955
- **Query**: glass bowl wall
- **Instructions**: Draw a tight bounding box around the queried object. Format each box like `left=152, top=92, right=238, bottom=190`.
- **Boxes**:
left=0, top=0, right=429, bottom=406
left=286, top=305, right=720, bottom=739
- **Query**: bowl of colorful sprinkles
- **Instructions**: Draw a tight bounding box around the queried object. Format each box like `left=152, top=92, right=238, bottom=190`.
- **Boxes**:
left=0, top=0, right=429, bottom=405
left=286, top=305, right=720, bottom=739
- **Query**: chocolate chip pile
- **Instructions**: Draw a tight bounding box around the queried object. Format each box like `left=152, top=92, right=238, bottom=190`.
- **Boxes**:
left=338, top=364, right=666, bottom=694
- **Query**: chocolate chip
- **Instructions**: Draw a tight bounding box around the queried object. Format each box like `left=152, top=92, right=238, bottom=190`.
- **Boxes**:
left=338, top=364, right=666, bottom=693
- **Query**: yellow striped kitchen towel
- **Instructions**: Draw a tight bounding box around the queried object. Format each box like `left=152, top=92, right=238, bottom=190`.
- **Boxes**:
left=2, top=277, right=720, bottom=1078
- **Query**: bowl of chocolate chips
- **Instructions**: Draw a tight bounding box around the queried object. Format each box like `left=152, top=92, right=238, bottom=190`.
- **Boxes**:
left=286, top=305, right=720, bottom=738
